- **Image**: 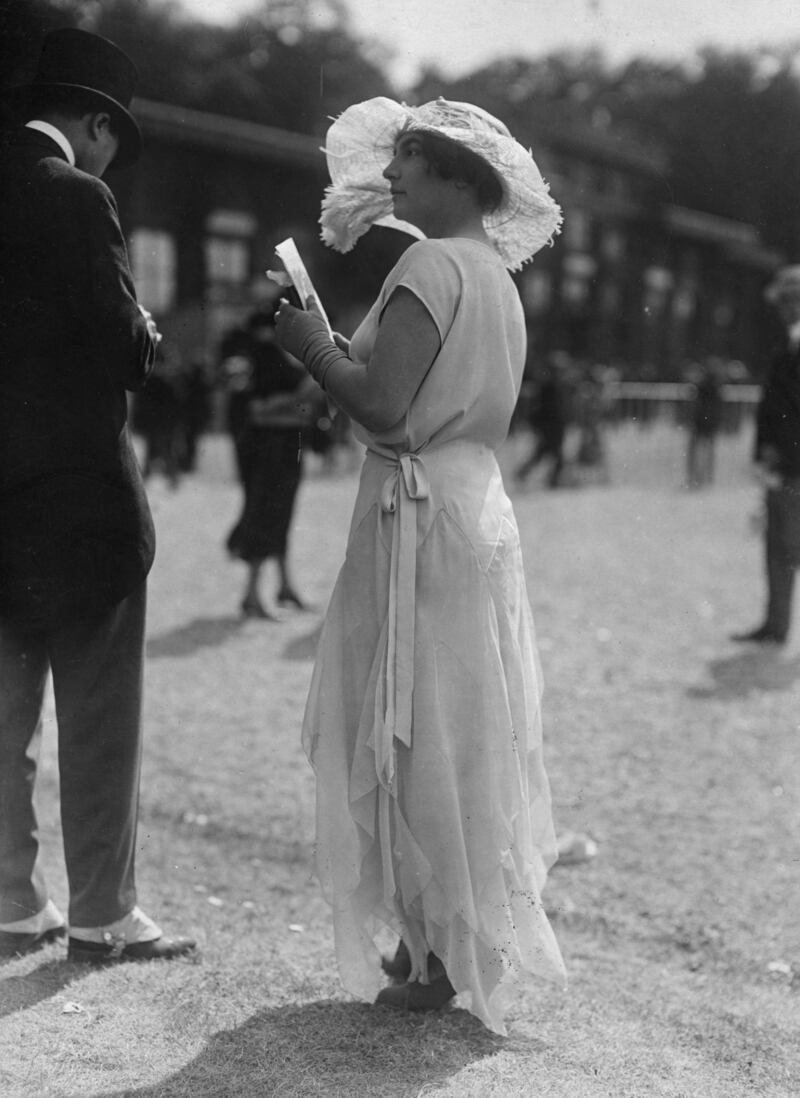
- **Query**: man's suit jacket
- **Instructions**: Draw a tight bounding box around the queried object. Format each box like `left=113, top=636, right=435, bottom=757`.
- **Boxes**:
left=755, top=339, right=800, bottom=479
left=0, top=126, right=156, bottom=630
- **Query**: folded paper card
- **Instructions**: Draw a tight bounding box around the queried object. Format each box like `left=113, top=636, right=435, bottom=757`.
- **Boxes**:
left=267, top=238, right=333, bottom=338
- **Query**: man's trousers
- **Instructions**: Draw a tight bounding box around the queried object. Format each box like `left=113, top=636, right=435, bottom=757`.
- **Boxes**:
left=0, top=584, right=146, bottom=927
left=764, top=485, right=800, bottom=640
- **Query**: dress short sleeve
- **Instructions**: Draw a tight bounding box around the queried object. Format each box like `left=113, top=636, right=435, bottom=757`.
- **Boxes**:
left=382, top=240, right=462, bottom=342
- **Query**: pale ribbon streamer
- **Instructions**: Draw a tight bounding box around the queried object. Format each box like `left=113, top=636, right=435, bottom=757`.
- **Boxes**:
left=373, top=450, right=430, bottom=790
left=369, top=449, right=430, bottom=912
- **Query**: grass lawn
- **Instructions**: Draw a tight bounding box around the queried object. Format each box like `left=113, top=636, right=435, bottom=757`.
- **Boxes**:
left=1, top=422, right=798, bottom=1097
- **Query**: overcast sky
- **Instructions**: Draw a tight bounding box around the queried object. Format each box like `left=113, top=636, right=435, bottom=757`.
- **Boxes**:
left=178, top=0, right=800, bottom=88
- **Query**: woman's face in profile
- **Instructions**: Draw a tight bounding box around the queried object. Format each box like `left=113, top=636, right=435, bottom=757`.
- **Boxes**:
left=382, top=132, right=457, bottom=235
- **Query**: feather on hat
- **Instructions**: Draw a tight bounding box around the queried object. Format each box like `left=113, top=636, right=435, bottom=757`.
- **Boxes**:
left=320, top=96, right=561, bottom=271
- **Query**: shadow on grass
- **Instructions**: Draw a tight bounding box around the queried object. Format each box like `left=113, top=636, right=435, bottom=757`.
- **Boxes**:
left=102, top=999, right=507, bottom=1098
left=146, top=616, right=244, bottom=659
left=688, top=648, right=800, bottom=699
left=0, top=958, right=76, bottom=1020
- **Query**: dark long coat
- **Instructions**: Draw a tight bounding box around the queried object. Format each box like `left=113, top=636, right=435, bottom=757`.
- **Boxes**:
left=755, top=340, right=800, bottom=478
left=0, top=127, right=156, bottom=629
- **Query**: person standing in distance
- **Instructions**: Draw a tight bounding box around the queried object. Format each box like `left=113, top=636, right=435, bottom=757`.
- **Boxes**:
left=0, top=28, right=195, bottom=964
left=732, top=265, right=800, bottom=646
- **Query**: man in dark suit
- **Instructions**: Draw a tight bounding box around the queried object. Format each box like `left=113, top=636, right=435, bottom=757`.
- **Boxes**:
left=732, top=265, right=800, bottom=645
left=0, top=28, right=195, bottom=963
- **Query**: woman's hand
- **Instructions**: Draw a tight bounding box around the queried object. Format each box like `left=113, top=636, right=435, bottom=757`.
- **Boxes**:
left=305, top=293, right=325, bottom=319
left=304, top=294, right=350, bottom=354
left=275, top=298, right=332, bottom=363
left=332, top=331, right=351, bottom=356
left=274, top=295, right=352, bottom=392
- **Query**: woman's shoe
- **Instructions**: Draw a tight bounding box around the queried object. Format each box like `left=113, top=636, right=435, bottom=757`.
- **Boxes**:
left=375, top=969, right=456, bottom=1013
left=381, top=939, right=412, bottom=981
left=277, top=587, right=308, bottom=610
left=240, top=597, right=279, bottom=621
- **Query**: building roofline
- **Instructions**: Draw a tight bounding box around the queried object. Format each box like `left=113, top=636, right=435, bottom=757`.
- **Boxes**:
left=663, top=204, right=759, bottom=246
left=134, top=96, right=666, bottom=178
left=527, top=111, right=669, bottom=176
left=663, top=205, right=781, bottom=268
left=133, top=97, right=326, bottom=170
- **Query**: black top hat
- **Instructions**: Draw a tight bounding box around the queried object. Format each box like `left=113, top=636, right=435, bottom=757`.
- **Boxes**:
left=10, top=27, right=142, bottom=169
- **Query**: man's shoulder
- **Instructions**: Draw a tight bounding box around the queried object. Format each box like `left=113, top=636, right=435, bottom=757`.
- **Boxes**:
left=35, top=159, right=118, bottom=229
left=43, top=156, right=112, bottom=198
left=4, top=135, right=112, bottom=199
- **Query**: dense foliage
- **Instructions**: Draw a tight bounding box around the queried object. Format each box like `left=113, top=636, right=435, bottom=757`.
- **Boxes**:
left=0, top=0, right=393, bottom=135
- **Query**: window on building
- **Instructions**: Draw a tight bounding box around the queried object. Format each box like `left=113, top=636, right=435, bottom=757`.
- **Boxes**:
left=672, top=284, right=697, bottom=321
left=602, top=228, right=625, bottom=262
left=204, top=209, right=256, bottom=290
left=643, top=266, right=673, bottom=315
left=562, top=274, right=590, bottom=306
left=205, top=236, right=250, bottom=284
left=129, top=228, right=176, bottom=314
left=562, top=252, right=597, bottom=308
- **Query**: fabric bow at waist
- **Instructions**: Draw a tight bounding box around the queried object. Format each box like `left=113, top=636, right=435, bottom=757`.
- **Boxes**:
left=373, top=450, right=430, bottom=788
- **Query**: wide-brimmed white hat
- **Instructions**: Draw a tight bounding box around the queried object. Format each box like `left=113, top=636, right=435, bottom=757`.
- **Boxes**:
left=765, top=265, right=800, bottom=303
left=319, top=96, right=561, bottom=271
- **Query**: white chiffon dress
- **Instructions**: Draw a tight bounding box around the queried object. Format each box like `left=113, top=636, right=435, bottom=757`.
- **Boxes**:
left=302, top=237, right=567, bottom=1034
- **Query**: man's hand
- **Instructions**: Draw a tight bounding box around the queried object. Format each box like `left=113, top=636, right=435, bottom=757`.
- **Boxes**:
left=138, top=305, right=162, bottom=345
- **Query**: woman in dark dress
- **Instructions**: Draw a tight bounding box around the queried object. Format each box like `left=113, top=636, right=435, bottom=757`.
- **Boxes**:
left=222, top=307, right=319, bottom=618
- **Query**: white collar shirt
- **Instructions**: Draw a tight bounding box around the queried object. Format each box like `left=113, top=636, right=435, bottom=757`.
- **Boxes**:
left=25, top=120, right=76, bottom=167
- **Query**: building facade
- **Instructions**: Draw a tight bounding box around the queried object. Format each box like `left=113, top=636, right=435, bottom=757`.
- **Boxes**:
left=518, top=114, right=781, bottom=379
left=115, top=98, right=781, bottom=380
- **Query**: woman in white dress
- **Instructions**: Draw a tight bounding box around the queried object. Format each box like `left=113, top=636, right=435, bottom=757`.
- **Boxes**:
left=275, top=97, right=567, bottom=1035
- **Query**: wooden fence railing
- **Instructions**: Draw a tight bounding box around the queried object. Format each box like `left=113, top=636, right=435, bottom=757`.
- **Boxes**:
left=513, top=382, right=761, bottom=434
left=605, top=382, right=760, bottom=431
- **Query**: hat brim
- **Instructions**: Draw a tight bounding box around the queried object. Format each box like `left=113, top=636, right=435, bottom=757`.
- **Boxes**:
left=320, top=97, right=561, bottom=270
left=4, top=81, right=141, bottom=169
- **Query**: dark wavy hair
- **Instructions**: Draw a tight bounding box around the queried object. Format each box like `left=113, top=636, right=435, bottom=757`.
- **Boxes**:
left=403, top=128, right=504, bottom=214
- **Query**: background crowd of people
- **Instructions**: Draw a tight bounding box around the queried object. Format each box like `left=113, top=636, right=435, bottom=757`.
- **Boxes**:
left=128, top=340, right=754, bottom=502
